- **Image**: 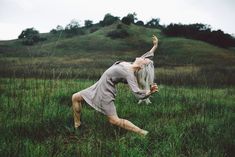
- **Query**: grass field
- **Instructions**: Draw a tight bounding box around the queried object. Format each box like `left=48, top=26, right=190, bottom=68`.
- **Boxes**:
left=0, top=78, right=235, bottom=157
left=1, top=22, right=235, bottom=157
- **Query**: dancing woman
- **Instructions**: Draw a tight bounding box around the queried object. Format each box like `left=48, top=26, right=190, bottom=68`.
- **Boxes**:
left=72, top=35, right=159, bottom=136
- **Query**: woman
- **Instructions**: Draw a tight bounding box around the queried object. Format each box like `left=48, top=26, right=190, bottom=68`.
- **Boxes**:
left=72, top=35, right=159, bottom=136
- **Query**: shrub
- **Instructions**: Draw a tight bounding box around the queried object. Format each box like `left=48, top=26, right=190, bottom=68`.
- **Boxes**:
left=64, top=20, right=84, bottom=37
left=121, top=13, right=137, bottom=25
left=145, top=18, right=161, bottom=28
left=84, top=20, right=93, bottom=28
left=50, top=25, right=63, bottom=34
left=116, top=24, right=122, bottom=29
left=121, top=17, right=132, bottom=25
left=18, top=28, right=46, bottom=45
left=90, top=28, right=99, bottom=33
left=100, top=13, right=119, bottom=26
left=135, top=20, right=144, bottom=26
left=107, top=29, right=129, bottom=39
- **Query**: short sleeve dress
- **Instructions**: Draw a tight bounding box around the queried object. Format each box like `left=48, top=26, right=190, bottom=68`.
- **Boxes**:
left=79, top=61, right=150, bottom=116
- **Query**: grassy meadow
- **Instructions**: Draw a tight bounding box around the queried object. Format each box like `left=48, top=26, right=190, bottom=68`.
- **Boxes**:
left=1, top=22, right=235, bottom=156
left=0, top=78, right=235, bottom=157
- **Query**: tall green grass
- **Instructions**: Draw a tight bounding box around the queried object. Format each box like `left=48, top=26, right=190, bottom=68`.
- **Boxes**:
left=0, top=78, right=234, bottom=157
left=1, top=56, right=235, bottom=86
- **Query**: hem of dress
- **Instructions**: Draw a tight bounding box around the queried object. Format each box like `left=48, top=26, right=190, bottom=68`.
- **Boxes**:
left=80, top=93, right=117, bottom=116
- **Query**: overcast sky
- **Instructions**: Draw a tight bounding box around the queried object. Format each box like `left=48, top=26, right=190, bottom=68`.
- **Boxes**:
left=0, top=0, right=235, bottom=40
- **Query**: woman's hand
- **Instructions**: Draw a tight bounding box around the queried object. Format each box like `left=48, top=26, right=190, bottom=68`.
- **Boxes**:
left=145, top=83, right=158, bottom=96
left=150, top=83, right=158, bottom=93
left=152, top=35, right=158, bottom=46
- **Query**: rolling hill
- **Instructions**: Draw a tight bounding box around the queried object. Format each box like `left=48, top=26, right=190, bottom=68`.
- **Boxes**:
left=1, top=22, right=235, bottom=64
left=0, top=22, right=235, bottom=85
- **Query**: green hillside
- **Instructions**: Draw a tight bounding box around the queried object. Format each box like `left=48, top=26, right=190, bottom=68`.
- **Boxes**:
left=0, top=22, right=235, bottom=85
left=1, top=23, right=235, bottom=64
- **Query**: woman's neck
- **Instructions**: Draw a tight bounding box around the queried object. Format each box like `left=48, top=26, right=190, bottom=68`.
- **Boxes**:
left=131, top=63, right=141, bottom=72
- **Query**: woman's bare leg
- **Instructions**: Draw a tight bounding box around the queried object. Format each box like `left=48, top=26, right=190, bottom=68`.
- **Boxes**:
left=72, top=92, right=84, bottom=128
left=107, top=115, right=148, bottom=136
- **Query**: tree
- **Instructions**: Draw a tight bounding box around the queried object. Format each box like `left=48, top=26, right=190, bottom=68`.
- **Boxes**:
left=18, top=27, right=45, bottom=45
left=146, top=18, right=161, bottom=28
left=65, top=19, right=80, bottom=30
left=65, top=19, right=84, bottom=36
left=56, top=25, right=64, bottom=31
left=18, top=27, right=39, bottom=39
left=162, top=23, right=235, bottom=48
left=50, top=25, right=64, bottom=34
left=135, top=20, right=144, bottom=26
left=126, top=12, right=137, bottom=23
left=121, top=17, right=132, bottom=25
left=100, top=13, right=119, bottom=26
left=84, top=20, right=93, bottom=28
left=121, top=12, right=137, bottom=25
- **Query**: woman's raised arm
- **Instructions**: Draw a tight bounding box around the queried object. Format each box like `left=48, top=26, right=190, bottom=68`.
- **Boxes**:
left=149, top=35, right=158, bottom=54
left=140, top=35, right=158, bottom=58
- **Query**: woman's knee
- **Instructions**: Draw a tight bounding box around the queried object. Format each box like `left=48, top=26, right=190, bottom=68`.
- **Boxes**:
left=72, top=92, right=83, bottom=102
left=108, top=115, right=121, bottom=125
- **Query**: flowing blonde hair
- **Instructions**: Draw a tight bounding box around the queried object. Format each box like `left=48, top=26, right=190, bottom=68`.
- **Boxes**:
left=135, top=61, right=154, bottom=91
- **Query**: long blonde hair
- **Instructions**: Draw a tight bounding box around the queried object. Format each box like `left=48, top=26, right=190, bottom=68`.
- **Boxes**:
left=135, top=61, right=154, bottom=91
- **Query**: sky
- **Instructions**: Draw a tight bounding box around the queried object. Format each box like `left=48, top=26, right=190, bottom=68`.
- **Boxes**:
left=0, top=0, right=235, bottom=40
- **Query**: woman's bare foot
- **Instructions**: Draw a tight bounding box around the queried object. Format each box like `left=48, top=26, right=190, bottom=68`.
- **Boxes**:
left=74, top=122, right=81, bottom=129
left=138, top=129, right=149, bottom=136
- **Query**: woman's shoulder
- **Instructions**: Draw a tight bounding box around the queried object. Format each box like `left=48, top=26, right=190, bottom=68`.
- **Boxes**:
left=119, top=62, right=136, bottom=78
left=119, top=61, right=131, bottom=66
left=113, top=60, right=130, bottom=65
left=110, top=61, right=133, bottom=76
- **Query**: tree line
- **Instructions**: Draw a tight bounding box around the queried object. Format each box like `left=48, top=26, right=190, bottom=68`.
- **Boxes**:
left=162, top=23, right=235, bottom=48
left=18, top=13, right=235, bottom=48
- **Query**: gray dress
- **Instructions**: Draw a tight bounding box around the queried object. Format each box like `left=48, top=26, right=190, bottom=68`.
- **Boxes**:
left=80, top=61, right=150, bottom=116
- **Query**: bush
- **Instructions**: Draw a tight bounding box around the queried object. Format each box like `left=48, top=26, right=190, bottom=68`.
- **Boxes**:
left=100, top=13, right=119, bottom=26
left=116, top=24, right=122, bottom=29
left=64, top=20, right=84, bottom=37
left=90, top=27, right=99, bottom=33
left=18, top=28, right=46, bottom=45
left=84, top=20, right=93, bottom=28
left=135, top=20, right=144, bottom=26
left=145, top=18, right=161, bottom=28
left=50, top=29, right=57, bottom=34
left=121, top=17, right=132, bottom=25
left=50, top=25, right=63, bottom=34
left=121, top=13, right=137, bottom=25
left=107, top=29, right=129, bottom=39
